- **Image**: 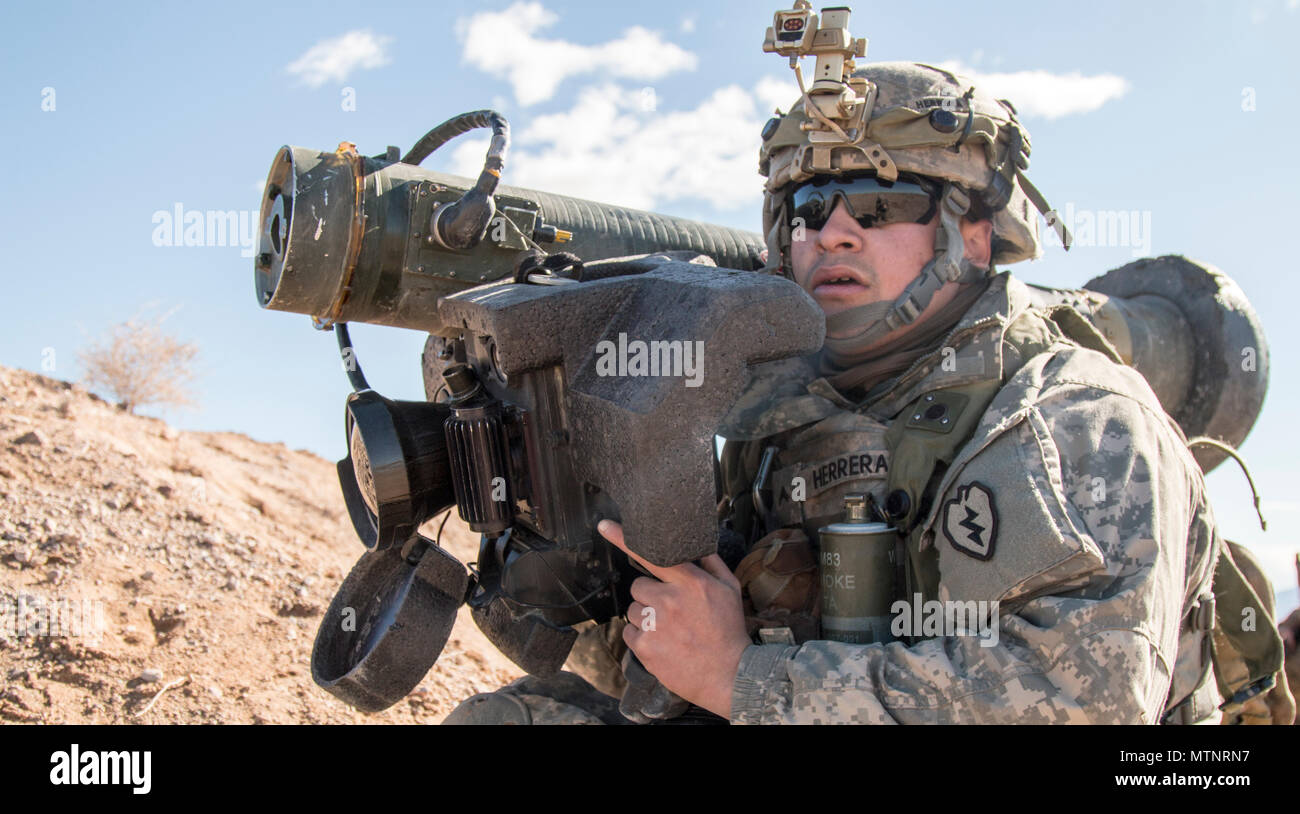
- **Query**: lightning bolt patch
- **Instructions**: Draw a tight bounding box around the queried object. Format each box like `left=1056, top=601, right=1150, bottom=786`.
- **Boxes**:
left=942, top=481, right=998, bottom=560
left=959, top=506, right=984, bottom=546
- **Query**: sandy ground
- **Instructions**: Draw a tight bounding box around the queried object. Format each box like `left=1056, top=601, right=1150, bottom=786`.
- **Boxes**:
left=2, top=363, right=1296, bottom=725
left=0, top=365, right=522, bottom=724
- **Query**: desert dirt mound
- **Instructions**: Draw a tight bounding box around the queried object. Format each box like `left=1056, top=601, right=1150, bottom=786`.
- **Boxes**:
left=0, top=365, right=522, bottom=724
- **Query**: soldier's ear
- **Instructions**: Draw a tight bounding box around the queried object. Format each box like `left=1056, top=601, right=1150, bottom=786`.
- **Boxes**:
left=960, top=217, right=994, bottom=270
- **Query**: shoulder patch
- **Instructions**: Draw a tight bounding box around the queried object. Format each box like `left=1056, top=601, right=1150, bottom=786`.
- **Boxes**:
left=942, top=481, right=998, bottom=560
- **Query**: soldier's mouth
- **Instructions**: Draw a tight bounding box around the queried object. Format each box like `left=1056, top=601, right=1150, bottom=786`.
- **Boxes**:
left=810, top=266, right=869, bottom=299
left=814, top=283, right=868, bottom=303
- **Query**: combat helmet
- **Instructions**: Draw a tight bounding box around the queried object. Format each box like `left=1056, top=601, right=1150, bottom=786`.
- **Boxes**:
left=759, top=60, right=1071, bottom=353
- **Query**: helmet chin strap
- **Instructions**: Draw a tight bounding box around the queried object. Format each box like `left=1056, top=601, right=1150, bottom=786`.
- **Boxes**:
left=822, top=184, right=985, bottom=365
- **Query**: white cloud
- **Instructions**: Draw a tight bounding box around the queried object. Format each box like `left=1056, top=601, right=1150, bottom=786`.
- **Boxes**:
left=287, top=30, right=392, bottom=88
left=449, top=82, right=765, bottom=211
left=681, top=16, right=697, bottom=33
left=429, top=53, right=1125, bottom=218
left=754, top=75, right=799, bottom=116
left=936, top=60, right=1130, bottom=120
left=456, top=2, right=697, bottom=106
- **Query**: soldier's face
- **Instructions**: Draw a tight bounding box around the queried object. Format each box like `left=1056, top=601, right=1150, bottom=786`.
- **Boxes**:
left=789, top=199, right=992, bottom=342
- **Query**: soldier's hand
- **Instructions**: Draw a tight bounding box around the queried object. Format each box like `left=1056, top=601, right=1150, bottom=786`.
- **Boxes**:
left=598, top=519, right=750, bottom=719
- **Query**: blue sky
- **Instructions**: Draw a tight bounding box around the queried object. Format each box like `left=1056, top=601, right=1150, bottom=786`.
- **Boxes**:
left=2, top=0, right=1298, bottom=610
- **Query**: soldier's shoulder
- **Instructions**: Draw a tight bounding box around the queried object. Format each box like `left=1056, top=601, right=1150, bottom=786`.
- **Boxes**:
left=926, top=342, right=1200, bottom=606
left=970, top=340, right=1203, bottom=498
left=997, top=340, right=1171, bottom=426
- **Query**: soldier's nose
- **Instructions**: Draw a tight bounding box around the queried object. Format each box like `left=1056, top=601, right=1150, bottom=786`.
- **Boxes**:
left=815, top=202, right=864, bottom=253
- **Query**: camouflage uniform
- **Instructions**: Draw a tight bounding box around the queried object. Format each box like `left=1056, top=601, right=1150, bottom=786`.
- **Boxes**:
left=443, top=58, right=1268, bottom=725
left=442, top=670, right=631, bottom=725
left=726, top=271, right=1223, bottom=724
left=446, top=269, right=1229, bottom=725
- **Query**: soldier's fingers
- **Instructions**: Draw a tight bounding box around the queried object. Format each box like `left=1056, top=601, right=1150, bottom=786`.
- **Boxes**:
left=629, top=576, right=668, bottom=606
left=622, top=619, right=643, bottom=650
left=598, top=519, right=687, bottom=584
left=626, top=601, right=655, bottom=631
left=697, top=554, right=740, bottom=589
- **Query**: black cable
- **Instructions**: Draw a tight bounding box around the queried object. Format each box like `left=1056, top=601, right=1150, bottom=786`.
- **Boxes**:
left=434, top=509, right=452, bottom=547
left=1187, top=436, right=1267, bottom=531
left=402, top=109, right=509, bottom=182
left=335, top=323, right=370, bottom=392
left=403, top=110, right=511, bottom=250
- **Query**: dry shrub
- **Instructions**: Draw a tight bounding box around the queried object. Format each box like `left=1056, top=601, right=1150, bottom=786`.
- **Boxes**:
left=78, top=311, right=198, bottom=414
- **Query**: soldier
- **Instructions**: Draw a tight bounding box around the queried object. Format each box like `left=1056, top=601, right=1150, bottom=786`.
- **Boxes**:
left=446, top=62, right=1292, bottom=725
left=1282, top=557, right=1300, bottom=724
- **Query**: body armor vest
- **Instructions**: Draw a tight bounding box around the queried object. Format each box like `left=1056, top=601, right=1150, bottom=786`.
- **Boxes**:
left=718, top=286, right=1289, bottom=724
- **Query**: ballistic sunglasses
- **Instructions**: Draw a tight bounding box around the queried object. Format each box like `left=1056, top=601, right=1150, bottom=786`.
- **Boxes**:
left=789, top=173, right=941, bottom=231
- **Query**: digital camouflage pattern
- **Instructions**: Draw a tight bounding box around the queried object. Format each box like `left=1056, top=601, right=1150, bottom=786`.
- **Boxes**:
left=728, top=271, right=1226, bottom=724
left=1221, top=542, right=1296, bottom=725
left=760, top=62, right=1055, bottom=278
left=441, top=671, right=630, bottom=725
left=445, top=271, right=1240, bottom=724
left=563, top=618, right=630, bottom=698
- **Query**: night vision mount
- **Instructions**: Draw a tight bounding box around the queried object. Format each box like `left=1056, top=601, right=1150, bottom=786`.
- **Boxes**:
left=763, top=2, right=873, bottom=147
